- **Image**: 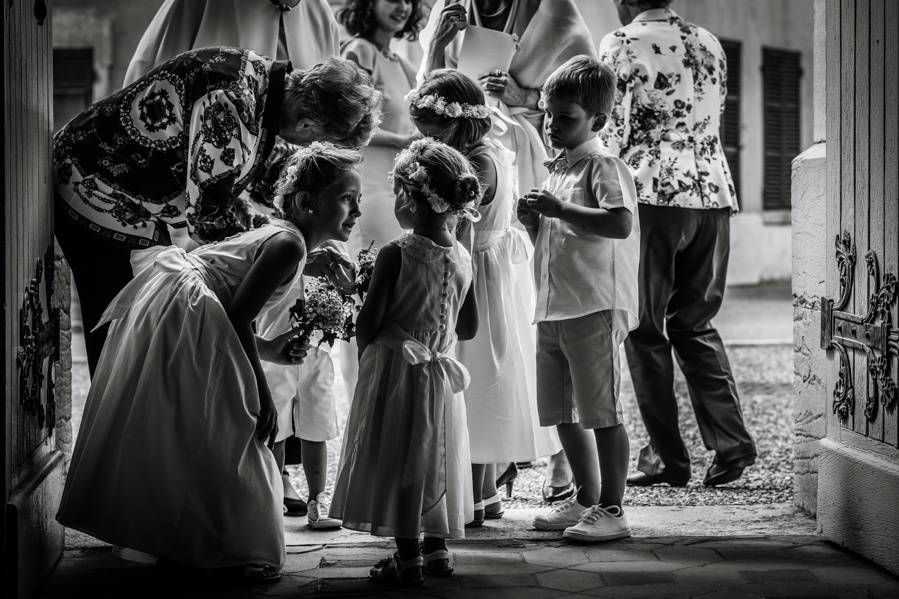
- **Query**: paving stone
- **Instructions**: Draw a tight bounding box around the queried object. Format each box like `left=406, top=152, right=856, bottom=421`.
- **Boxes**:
left=312, top=566, right=371, bottom=579
left=572, top=560, right=685, bottom=573
left=868, top=583, right=899, bottom=599
left=521, top=545, right=591, bottom=567
left=653, top=546, right=724, bottom=565
left=454, top=562, right=550, bottom=575
left=600, top=571, right=677, bottom=586
left=533, top=569, right=604, bottom=592
left=810, top=565, right=898, bottom=586
left=430, top=587, right=574, bottom=599
left=282, top=552, right=322, bottom=573
left=579, top=583, right=709, bottom=598
left=731, top=581, right=844, bottom=597
left=672, top=563, right=749, bottom=588
left=739, top=569, right=819, bottom=583
left=694, top=592, right=766, bottom=599
left=452, top=550, right=525, bottom=565
left=582, top=548, right=658, bottom=562
left=457, top=572, right=538, bottom=588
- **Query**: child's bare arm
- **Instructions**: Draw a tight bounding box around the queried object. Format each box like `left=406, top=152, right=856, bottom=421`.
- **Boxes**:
left=521, top=189, right=632, bottom=239
left=229, top=232, right=305, bottom=446
left=455, top=283, right=479, bottom=341
left=356, top=243, right=401, bottom=354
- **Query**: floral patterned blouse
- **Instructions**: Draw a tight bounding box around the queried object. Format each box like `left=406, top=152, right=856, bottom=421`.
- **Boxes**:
left=597, top=8, right=737, bottom=211
left=53, top=47, right=288, bottom=246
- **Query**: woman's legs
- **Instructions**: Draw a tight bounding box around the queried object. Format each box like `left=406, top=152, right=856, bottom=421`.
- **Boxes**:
left=272, top=440, right=306, bottom=515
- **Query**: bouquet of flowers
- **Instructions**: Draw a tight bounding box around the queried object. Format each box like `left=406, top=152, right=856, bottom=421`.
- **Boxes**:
left=288, top=277, right=356, bottom=347
left=354, top=242, right=379, bottom=301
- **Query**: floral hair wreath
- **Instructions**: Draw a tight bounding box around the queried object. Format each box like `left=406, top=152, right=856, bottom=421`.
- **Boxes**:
left=391, top=143, right=481, bottom=222
left=405, top=88, right=491, bottom=120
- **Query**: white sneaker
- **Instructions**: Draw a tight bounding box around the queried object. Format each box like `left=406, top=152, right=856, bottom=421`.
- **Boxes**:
left=533, top=493, right=589, bottom=531
left=306, top=499, right=342, bottom=530
left=563, top=505, right=631, bottom=542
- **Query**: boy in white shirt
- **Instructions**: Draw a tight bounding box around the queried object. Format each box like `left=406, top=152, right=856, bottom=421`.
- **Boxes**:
left=517, top=55, right=640, bottom=542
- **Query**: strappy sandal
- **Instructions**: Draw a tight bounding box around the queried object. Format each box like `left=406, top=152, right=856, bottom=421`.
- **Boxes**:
left=465, top=500, right=485, bottom=528
left=422, top=547, right=454, bottom=577
left=368, top=553, right=424, bottom=587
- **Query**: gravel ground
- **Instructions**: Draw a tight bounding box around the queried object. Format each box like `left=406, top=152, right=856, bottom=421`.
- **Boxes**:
left=70, top=344, right=793, bottom=509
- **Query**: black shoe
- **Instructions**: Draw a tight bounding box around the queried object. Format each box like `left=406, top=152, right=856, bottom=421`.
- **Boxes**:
left=284, top=496, right=308, bottom=517
left=495, top=462, right=519, bottom=498
left=541, top=480, right=576, bottom=503
left=626, top=470, right=690, bottom=487
left=703, top=456, right=755, bottom=487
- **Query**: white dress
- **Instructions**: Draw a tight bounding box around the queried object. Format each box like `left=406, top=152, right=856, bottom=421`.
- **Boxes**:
left=331, top=235, right=474, bottom=539
left=56, top=221, right=304, bottom=569
left=456, top=140, right=561, bottom=462
left=341, top=37, right=417, bottom=254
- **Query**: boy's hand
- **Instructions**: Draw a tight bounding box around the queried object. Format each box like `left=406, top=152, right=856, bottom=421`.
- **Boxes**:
left=516, top=198, right=539, bottom=229
left=521, top=189, right=565, bottom=219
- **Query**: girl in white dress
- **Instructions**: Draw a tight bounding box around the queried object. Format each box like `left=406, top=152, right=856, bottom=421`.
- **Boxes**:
left=408, top=70, right=561, bottom=525
left=338, top=0, right=426, bottom=253
left=330, top=139, right=480, bottom=586
left=56, top=144, right=362, bottom=582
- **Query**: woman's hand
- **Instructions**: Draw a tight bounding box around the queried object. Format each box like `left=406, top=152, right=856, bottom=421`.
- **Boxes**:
left=431, top=1, right=468, bottom=50
left=305, top=245, right=356, bottom=294
left=478, top=70, right=537, bottom=109
left=265, top=329, right=311, bottom=366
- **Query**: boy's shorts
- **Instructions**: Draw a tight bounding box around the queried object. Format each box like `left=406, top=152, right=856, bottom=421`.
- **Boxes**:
left=264, top=345, right=339, bottom=443
left=536, top=309, right=629, bottom=429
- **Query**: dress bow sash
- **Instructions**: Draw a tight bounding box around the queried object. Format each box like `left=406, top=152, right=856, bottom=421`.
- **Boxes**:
left=401, top=338, right=471, bottom=394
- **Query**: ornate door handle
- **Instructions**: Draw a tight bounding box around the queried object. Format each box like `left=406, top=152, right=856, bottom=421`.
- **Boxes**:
left=15, top=245, right=60, bottom=431
left=820, top=231, right=899, bottom=422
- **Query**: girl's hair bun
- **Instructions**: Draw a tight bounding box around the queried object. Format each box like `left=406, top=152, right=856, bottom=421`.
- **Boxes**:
left=452, top=173, right=482, bottom=209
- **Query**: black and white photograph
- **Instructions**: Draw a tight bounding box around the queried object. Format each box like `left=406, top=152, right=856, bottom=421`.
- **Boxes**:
left=3, top=0, right=898, bottom=597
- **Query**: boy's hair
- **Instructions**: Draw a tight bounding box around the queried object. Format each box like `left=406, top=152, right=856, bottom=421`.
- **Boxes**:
left=284, top=58, right=383, bottom=148
left=275, top=142, right=363, bottom=217
left=627, top=0, right=673, bottom=9
left=337, top=0, right=426, bottom=41
left=542, top=55, right=616, bottom=116
left=393, top=137, right=483, bottom=213
left=408, top=69, right=491, bottom=151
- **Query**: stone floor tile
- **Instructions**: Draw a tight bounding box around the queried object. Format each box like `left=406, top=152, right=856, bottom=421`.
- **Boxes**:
left=452, top=550, right=525, bottom=565
left=454, top=562, right=550, bottom=575
left=868, top=583, right=899, bottom=599
left=730, top=581, right=844, bottom=597
left=600, top=571, right=677, bottom=586
left=282, top=552, right=322, bottom=573
left=456, top=572, right=538, bottom=588
left=533, top=568, right=604, bottom=593
left=571, top=560, right=685, bottom=573
left=579, top=583, right=709, bottom=598
left=582, top=548, right=658, bottom=562
left=430, top=587, right=574, bottom=599
left=739, top=569, right=819, bottom=583
left=810, top=565, right=898, bottom=586
left=653, top=546, right=724, bottom=565
left=691, top=538, right=813, bottom=550
left=521, top=545, right=591, bottom=567
left=695, top=592, right=767, bottom=599
left=672, top=562, right=749, bottom=588
left=312, top=566, right=371, bottom=579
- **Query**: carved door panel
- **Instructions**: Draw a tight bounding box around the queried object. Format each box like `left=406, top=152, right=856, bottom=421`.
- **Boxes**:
left=2, top=1, right=65, bottom=598
left=822, top=0, right=899, bottom=456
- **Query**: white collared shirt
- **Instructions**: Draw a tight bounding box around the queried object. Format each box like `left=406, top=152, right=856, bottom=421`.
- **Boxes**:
left=598, top=8, right=738, bottom=211
left=532, top=137, right=640, bottom=327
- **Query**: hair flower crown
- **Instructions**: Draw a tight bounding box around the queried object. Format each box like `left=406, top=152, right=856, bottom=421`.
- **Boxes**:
left=405, top=88, right=491, bottom=120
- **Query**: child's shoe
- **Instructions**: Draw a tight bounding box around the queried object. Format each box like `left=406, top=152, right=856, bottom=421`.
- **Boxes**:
left=306, top=498, right=342, bottom=530
left=421, top=547, right=453, bottom=577
left=483, top=493, right=504, bottom=519
left=532, top=492, right=588, bottom=531
left=369, top=553, right=424, bottom=587
left=562, top=505, right=631, bottom=542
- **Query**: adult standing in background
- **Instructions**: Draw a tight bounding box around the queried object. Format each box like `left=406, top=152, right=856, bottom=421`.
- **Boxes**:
left=124, top=0, right=341, bottom=86
left=338, top=0, right=424, bottom=254
left=419, top=0, right=596, bottom=194
left=598, top=0, right=757, bottom=488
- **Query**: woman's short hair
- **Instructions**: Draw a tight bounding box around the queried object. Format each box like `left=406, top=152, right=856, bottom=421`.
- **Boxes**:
left=275, top=142, right=363, bottom=216
left=337, top=0, right=426, bottom=41
left=543, top=55, right=616, bottom=116
left=409, top=69, right=491, bottom=151
left=284, top=58, right=383, bottom=148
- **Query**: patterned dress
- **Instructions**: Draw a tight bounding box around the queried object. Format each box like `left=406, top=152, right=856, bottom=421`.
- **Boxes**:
left=331, top=235, right=474, bottom=539
left=56, top=221, right=305, bottom=569
left=53, top=47, right=287, bottom=246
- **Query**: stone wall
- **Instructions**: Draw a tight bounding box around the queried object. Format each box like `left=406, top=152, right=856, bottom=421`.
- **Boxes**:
left=790, top=142, right=826, bottom=514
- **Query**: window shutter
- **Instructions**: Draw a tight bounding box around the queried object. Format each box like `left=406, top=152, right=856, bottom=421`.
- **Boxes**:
left=719, top=39, right=742, bottom=200
left=762, top=47, right=802, bottom=210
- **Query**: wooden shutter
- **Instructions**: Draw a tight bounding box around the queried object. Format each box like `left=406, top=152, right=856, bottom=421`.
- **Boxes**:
left=52, top=48, right=94, bottom=132
left=763, top=47, right=802, bottom=210
left=719, top=39, right=741, bottom=199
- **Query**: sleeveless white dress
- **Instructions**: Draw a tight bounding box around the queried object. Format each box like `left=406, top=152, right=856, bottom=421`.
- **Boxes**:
left=331, top=235, right=474, bottom=539
left=456, top=140, right=561, bottom=462
left=57, top=221, right=304, bottom=569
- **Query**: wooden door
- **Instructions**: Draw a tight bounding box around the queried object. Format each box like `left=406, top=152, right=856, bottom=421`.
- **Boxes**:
left=2, top=1, right=65, bottom=598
